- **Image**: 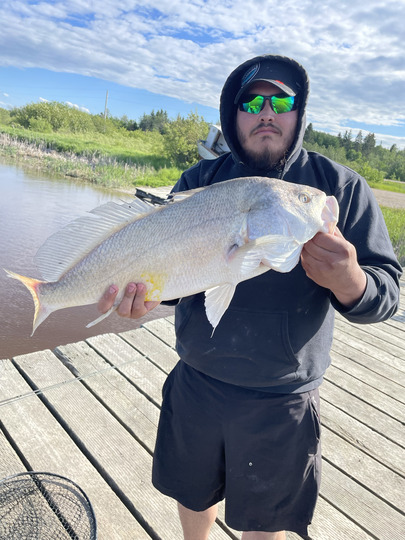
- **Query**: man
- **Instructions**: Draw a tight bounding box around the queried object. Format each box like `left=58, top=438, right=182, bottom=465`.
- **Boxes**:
left=98, top=55, right=402, bottom=539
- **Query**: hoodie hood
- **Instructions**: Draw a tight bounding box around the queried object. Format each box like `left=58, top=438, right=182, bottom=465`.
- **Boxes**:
left=220, top=54, right=310, bottom=177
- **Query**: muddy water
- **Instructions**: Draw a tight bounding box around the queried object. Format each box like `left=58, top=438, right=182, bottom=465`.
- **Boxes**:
left=0, top=162, right=173, bottom=360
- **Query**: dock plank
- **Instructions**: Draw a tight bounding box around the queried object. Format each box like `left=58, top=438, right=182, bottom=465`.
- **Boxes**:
left=87, top=332, right=168, bottom=404
left=335, top=314, right=405, bottom=353
left=0, top=357, right=148, bottom=539
left=121, top=326, right=179, bottom=374
left=331, top=335, right=405, bottom=386
left=55, top=340, right=160, bottom=453
left=321, top=427, right=404, bottom=513
left=333, top=318, right=405, bottom=367
left=0, top=430, right=26, bottom=478
left=141, top=318, right=177, bottom=349
left=320, top=460, right=405, bottom=539
left=325, top=362, right=405, bottom=422
left=320, top=399, right=404, bottom=475
left=320, top=379, right=404, bottom=447
left=304, top=496, right=375, bottom=540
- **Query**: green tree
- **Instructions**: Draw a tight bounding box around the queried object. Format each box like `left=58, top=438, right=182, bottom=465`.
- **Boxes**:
left=362, top=132, right=376, bottom=156
left=354, top=130, right=363, bottom=153
left=119, top=114, right=138, bottom=131
left=0, top=107, right=11, bottom=125
left=355, top=161, right=385, bottom=183
left=139, top=109, right=169, bottom=134
left=342, top=130, right=353, bottom=149
left=163, top=111, right=209, bottom=167
left=304, top=122, right=315, bottom=144
left=9, top=101, right=96, bottom=133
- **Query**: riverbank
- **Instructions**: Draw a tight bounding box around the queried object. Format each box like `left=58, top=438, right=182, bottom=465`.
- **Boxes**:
left=0, top=131, right=181, bottom=188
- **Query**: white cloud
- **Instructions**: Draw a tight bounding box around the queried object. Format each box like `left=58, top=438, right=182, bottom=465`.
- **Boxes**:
left=65, top=101, right=90, bottom=113
left=0, top=0, right=404, bottom=148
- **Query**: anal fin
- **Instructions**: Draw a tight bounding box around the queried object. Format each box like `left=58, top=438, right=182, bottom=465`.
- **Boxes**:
left=204, top=283, right=236, bottom=334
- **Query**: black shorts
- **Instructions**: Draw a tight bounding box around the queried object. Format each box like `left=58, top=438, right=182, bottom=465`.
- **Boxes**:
left=152, top=361, right=321, bottom=537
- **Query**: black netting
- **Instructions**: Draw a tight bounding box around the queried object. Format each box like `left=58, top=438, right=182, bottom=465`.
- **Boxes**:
left=0, top=472, right=97, bottom=539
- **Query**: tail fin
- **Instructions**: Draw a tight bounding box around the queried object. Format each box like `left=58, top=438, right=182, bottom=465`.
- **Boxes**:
left=4, top=269, right=52, bottom=336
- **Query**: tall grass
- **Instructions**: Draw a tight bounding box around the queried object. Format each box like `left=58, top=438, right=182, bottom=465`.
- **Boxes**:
left=380, top=206, right=405, bottom=266
left=0, top=130, right=182, bottom=187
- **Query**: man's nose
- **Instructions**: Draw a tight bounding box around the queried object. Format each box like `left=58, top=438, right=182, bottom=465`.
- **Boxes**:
left=259, top=99, right=276, bottom=119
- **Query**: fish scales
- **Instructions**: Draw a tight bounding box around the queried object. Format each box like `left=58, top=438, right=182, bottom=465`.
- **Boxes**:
left=4, top=177, right=339, bottom=334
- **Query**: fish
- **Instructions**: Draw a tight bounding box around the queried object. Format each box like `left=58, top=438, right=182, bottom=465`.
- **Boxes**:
left=5, top=176, right=339, bottom=335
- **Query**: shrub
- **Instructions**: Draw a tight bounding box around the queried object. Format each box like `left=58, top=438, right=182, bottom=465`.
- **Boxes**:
left=354, top=161, right=386, bottom=183
left=163, top=111, right=209, bottom=168
left=28, top=117, right=53, bottom=133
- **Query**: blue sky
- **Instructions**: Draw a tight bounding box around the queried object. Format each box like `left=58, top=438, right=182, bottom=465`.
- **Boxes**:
left=0, top=0, right=404, bottom=149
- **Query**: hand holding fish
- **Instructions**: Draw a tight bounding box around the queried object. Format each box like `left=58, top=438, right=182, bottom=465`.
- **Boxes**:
left=301, top=228, right=367, bottom=308
left=98, top=283, right=160, bottom=320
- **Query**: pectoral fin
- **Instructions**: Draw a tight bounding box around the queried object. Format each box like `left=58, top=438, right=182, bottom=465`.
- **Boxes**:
left=230, top=234, right=302, bottom=275
left=260, top=239, right=302, bottom=272
left=204, top=283, right=236, bottom=333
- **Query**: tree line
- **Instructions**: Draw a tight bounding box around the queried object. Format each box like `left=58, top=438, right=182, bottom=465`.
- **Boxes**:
left=304, top=123, right=405, bottom=182
left=0, top=102, right=404, bottom=181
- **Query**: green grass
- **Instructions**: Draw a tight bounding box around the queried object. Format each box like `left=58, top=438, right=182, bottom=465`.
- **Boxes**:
left=380, top=206, right=405, bottom=266
left=368, top=179, right=405, bottom=194
left=0, top=124, right=168, bottom=165
left=0, top=127, right=182, bottom=188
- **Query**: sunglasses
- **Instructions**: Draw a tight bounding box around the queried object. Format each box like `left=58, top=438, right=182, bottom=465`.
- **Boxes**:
left=238, top=93, right=297, bottom=115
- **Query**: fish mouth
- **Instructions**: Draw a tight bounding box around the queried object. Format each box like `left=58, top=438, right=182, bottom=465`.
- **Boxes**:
left=321, top=196, right=339, bottom=233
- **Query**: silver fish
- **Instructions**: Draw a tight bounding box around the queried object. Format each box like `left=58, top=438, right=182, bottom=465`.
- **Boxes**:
left=5, top=176, right=338, bottom=335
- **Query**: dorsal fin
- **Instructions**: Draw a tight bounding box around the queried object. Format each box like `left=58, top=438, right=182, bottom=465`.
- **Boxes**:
left=169, top=186, right=207, bottom=203
left=35, top=197, right=156, bottom=282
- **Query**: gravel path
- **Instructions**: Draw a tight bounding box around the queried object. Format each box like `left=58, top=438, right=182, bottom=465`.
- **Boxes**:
left=371, top=188, right=405, bottom=209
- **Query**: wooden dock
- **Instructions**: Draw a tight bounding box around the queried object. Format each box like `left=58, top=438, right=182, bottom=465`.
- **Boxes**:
left=1, top=275, right=404, bottom=539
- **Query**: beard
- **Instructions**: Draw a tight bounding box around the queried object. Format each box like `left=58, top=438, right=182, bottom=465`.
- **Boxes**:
left=236, top=124, right=294, bottom=171
left=241, top=144, right=283, bottom=170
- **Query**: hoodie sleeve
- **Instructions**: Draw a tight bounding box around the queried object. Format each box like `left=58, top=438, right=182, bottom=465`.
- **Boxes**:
left=331, top=172, right=402, bottom=323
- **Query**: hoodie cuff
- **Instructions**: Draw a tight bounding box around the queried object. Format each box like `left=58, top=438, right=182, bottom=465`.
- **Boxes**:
left=331, top=272, right=378, bottom=317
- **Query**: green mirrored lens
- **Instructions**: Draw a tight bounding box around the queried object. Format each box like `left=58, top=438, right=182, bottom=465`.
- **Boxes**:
left=272, top=95, right=295, bottom=114
left=242, top=95, right=264, bottom=114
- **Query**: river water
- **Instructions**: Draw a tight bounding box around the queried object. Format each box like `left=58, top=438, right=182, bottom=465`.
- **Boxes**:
left=0, top=161, right=173, bottom=360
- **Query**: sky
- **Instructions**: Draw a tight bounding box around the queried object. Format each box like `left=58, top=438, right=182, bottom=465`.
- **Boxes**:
left=0, top=0, right=404, bottom=150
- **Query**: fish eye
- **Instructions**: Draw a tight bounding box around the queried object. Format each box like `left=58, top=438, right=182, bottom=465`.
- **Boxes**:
left=298, top=192, right=311, bottom=203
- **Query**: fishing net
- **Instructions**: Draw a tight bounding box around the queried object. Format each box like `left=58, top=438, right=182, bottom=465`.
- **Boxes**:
left=0, top=471, right=97, bottom=539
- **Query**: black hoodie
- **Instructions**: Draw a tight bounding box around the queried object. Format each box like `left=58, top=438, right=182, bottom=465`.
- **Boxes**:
left=170, top=54, right=402, bottom=392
